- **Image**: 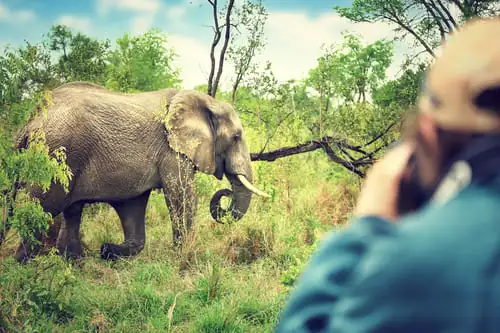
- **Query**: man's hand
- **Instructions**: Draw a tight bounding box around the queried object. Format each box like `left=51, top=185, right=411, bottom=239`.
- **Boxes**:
left=354, top=141, right=415, bottom=222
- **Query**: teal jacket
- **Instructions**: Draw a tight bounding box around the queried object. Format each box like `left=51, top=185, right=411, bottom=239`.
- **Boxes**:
left=275, top=176, right=500, bottom=332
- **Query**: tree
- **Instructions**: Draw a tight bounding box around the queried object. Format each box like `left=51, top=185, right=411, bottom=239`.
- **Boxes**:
left=302, top=32, right=394, bottom=141
left=308, top=32, right=394, bottom=105
left=236, top=67, right=305, bottom=154
left=205, top=0, right=268, bottom=101
left=0, top=44, right=71, bottom=248
left=48, top=24, right=111, bottom=84
left=47, top=24, right=72, bottom=61
left=372, top=62, right=427, bottom=109
left=239, top=34, right=400, bottom=177
left=0, top=42, right=58, bottom=106
left=106, top=28, right=181, bottom=92
left=206, top=0, right=236, bottom=97
left=227, top=0, right=268, bottom=104
left=334, top=0, right=500, bottom=59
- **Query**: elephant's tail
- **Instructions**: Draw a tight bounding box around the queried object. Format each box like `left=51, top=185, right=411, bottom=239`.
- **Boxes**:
left=15, top=124, right=31, bottom=151
left=0, top=181, right=19, bottom=247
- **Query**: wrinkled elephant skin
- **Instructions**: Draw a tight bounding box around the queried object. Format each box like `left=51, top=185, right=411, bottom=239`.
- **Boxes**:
left=9, top=82, right=267, bottom=262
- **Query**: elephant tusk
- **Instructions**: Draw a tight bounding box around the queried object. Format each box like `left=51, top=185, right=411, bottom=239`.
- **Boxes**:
left=237, top=175, right=271, bottom=198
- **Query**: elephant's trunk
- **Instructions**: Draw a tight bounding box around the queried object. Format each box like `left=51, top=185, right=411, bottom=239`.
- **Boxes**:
left=210, top=174, right=266, bottom=223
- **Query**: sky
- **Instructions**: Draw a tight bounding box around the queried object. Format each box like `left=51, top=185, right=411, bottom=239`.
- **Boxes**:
left=0, top=0, right=418, bottom=90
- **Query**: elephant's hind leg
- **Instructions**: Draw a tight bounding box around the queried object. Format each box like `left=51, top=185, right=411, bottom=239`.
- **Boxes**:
left=14, top=208, right=64, bottom=263
left=100, top=190, right=151, bottom=260
left=56, top=203, right=84, bottom=259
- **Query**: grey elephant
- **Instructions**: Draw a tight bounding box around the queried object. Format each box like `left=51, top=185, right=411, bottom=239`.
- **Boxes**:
left=6, top=82, right=268, bottom=262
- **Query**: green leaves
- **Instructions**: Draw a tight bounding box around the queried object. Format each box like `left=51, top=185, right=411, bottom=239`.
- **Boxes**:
left=227, top=0, right=268, bottom=102
left=9, top=198, right=52, bottom=243
left=307, top=32, right=394, bottom=105
left=335, top=0, right=500, bottom=59
left=13, top=132, right=72, bottom=194
left=372, top=62, right=426, bottom=109
left=0, top=90, right=72, bottom=242
left=45, top=24, right=182, bottom=92
left=0, top=42, right=56, bottom=108
left=48, top=24, right=111, bottom=84
left=106, top=28, right=181, bottom=92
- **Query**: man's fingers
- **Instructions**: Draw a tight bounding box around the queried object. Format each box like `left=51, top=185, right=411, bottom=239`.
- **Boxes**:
left=355, top=141, right=416, bottom=220
left=373, top=141, right=415, bottom=176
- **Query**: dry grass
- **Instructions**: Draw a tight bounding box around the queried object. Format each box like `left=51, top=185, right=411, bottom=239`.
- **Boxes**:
left=314, top=179, right=361, bottom=226
left=0, top=146, right=360, bottom=332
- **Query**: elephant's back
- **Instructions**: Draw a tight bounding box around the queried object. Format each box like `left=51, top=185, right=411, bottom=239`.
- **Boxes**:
left=50, top=83, right=178, bottom=121
left=46, top=83, right=170, bottom=155
left=39, top=83, right=173, bottom=202
left=18, top=83, right=178, bottom=152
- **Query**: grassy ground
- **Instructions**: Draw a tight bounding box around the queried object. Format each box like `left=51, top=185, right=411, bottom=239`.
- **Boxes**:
left=0, top=135, right=361, bottom=332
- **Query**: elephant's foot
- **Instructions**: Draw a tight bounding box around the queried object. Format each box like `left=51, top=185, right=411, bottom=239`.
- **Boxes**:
left=14, top=242, right=41, bottom=264
left=100, top=241, right=144, bottom=261
left=57, top=239, right=84, bottom=260
left=172, top=227, right=191, bottom=250
left=172, top=235, right=183, bottom=249
left=42, top=219, right=62, bottom=249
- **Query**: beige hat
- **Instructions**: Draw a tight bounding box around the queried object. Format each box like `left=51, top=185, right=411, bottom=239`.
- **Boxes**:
left=419, top=17, right=500, bottom=133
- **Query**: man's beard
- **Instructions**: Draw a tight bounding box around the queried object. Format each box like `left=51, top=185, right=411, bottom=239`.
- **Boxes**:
left=396, top=117, right=471, bottom=215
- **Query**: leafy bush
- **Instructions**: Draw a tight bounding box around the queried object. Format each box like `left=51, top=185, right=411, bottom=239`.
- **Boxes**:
left=0, top=251, right=77, bottom=329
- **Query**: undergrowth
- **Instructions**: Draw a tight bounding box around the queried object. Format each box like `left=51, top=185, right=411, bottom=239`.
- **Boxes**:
left=0, top=138, right=359, bottom=332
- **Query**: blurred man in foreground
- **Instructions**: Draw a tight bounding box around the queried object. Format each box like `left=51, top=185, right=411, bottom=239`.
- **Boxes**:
left=275, top=17, right=500, bottom=333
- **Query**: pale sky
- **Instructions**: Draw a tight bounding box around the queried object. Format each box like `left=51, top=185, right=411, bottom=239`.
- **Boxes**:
left=0, top=0, right=422, bottom=90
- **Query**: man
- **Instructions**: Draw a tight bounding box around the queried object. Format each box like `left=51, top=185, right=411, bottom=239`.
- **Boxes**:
left=275, top=17, right=500, bottom=333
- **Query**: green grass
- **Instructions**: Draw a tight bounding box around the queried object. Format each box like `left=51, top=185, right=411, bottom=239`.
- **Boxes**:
left=0, top=138, right=360, bottom=332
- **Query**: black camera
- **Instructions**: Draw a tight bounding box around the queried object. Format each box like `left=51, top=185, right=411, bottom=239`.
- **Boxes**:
left=396, top=152, right=432, bottom=215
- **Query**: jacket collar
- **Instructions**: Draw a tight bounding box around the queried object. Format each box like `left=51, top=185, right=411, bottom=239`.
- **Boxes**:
left=430, top=134, right=500, bottom=205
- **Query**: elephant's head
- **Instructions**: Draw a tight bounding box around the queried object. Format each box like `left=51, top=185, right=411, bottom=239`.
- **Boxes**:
left=164, top=90, right=268, bottom=223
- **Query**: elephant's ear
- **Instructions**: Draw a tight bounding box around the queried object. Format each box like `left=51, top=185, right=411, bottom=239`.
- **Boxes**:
left=164, top=90, right=218, bottom=174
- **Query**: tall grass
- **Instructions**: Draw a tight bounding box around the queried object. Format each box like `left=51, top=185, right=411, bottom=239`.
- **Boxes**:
left=0, top=127, right=360, bottom=332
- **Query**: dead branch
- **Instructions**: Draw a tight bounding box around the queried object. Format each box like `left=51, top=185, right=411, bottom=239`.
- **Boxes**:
left=250, top=129, right=396, bottom=178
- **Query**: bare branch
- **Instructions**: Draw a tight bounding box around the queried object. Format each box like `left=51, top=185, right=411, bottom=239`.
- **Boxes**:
left=360, top=2, right=438, bottom=57
left=256, top=108, right=296, bottom=154
left=447, top=0, right=465, bottom=14
left=251, top=139, right=324, bottom=162
left=320, top=142, right=365, bottom=177
left=207, top=0, right=220, bottom=96
left=435, top=0, right=458, bottom=28
left=421, top=0, right=448, bottom=39
left=250, top=130, right=395, bottom=178
left=211, top=0, right=236, bottom=97
left=362, top=122, right=396, bottom=147
left=220, top=23, right=241, bottom=33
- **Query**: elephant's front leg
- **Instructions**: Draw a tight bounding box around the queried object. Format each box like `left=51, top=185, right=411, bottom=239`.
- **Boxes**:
left=100, top=190, right=151, bottom=260
left=161, top=161, right=197, bottom=248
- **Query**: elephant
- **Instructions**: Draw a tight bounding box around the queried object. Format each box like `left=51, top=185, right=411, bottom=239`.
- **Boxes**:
left=5, top=81, right=268, bottom=262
